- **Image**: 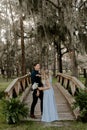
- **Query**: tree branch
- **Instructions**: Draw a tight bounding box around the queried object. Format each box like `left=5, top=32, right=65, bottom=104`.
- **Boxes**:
left=45, top=0, right=59, bottom=9
left=79, top=1, right=86, bottom=9
left=16, top=33, right=32, bottom=39
left=62, top=50, right=68, bottom=56
left=61, top=47, right=65, bottom=50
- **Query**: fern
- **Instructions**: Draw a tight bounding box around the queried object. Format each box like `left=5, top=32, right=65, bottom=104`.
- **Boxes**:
left=2, top=98, right=29, bottom=124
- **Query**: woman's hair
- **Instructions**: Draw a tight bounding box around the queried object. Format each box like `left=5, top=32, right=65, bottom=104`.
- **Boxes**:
left=41, top=69, right=49, bottom=80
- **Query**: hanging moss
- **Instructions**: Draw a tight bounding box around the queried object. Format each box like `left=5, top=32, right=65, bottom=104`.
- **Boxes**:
left=79, top=33, right=87, bottom=53
left=19, top=0, right=42, bottom=13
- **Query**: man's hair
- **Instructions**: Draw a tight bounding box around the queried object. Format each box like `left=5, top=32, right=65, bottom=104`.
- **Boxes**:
left=33, top=62, right=39, bottom=67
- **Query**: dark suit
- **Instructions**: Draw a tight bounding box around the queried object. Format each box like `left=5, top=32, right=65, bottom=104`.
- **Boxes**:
left=30, top=70, right=43, bottom=115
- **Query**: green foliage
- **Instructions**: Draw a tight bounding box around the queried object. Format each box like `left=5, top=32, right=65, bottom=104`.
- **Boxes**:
left=0, top=77, right=12, bottom=99
left=79, top=77, right=85, bottom=85
left=2, top=98, right=29, bottom=124
left=0, top=91, right=4, bottom=99
left=73, top=89, right=87, bottom=122
left=0, top=77, right=12, bottom=90
left=52, top=77, right=57, bottom=85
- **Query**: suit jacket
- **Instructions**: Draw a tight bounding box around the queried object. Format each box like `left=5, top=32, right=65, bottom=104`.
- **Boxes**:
left=31, top=70, right=43, bottom=87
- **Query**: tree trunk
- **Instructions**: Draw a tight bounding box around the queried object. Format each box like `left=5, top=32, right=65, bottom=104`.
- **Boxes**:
left=69, top=49, right=78, bottom=77
left=57, top=42, right=62, bottom=73
left=20, top=15, right=25, bottom=76
left=54, top=41, right=62, bottom=73
left=53, top=44, right=56, bottom=76
left=46, top=47, right=49, bottom=69
left=85, top=72, right=87, bottom=87
left=83, top=69, right=86, bottom=78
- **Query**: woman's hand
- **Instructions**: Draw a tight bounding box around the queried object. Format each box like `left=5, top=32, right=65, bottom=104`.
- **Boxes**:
left=38, top=85, right=50, bottom=91
left=38, top=87, right=42, bottom=91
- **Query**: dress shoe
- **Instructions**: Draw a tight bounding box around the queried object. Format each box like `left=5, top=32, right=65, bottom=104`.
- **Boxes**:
left=30, top=114, right=37, bottom=119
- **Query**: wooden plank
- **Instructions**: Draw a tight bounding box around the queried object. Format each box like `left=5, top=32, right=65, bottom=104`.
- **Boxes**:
left=24, top=84, right=76, bottom=121
left=56, top=83, right=79, bottom=119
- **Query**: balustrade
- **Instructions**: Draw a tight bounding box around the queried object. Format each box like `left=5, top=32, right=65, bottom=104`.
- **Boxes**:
left=56, top=73, right=85, bottom=96
left=4, top=74, right=31, bottom=101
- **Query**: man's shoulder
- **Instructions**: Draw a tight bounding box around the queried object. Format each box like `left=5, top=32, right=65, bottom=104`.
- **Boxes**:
left=31, top=70, right=37, bottom=76
left=31, top=70, right=34, bottom=74
left=31, top=70, right=35, bottom=76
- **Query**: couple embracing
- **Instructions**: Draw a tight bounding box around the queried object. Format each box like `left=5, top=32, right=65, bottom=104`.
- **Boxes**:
left=30, top=62, right=58, bottom=122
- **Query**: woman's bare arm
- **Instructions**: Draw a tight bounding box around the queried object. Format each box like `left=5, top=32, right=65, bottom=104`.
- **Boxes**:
left=38, top=79, right=50, bottom=91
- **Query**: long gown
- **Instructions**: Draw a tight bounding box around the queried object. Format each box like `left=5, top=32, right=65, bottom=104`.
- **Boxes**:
left=41, top=76, right=58, bottom=122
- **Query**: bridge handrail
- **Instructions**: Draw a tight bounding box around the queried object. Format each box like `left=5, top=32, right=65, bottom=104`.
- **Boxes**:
left=56, top=73, right=85, bottom=96
left=4, top=74, right=31, bottom=100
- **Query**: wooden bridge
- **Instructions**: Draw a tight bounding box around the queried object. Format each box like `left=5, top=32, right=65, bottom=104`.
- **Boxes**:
left=4, top=73, right=85, bottom=121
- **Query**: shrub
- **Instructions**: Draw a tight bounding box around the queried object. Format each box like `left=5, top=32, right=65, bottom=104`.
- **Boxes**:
left=2, top=98, right=29, bottom=124
left=73, top=89, right=87, bottom=122
left=0, top=91, right=4, bottom=99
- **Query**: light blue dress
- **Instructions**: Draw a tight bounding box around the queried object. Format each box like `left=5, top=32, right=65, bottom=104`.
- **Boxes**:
left=41, top=76, right=58, bottom=122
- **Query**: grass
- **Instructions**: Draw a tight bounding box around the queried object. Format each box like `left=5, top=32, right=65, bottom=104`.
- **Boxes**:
left=0, top=76, right=87, bottom=130
left=0, top=77, right=12, bottom=91
left=0, top=76, right=12, bottom=99
left=0, top=119, right=87, bottom=130
left=0, top=76, right=13, bottom=127
left=52, top=77, right=57, bottom=84
left=78, top=76, right=85, bottom=85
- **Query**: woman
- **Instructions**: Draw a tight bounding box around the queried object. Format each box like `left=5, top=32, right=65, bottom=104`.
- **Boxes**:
left=38, top=70, right=58, bottom=122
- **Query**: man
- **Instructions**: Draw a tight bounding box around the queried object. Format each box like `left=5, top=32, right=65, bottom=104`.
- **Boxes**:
left=30, top=63, right=43, bottom=118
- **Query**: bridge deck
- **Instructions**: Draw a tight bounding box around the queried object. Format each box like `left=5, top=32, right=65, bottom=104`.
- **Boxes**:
left=24, top=83, right=75, bottom=121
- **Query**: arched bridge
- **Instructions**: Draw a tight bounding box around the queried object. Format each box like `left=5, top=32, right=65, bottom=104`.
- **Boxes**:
left=4, top=73, right=85, bottom=121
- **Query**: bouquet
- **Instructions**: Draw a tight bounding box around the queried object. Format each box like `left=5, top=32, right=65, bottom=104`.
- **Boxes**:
left=32, top=82, right=38, bottom=90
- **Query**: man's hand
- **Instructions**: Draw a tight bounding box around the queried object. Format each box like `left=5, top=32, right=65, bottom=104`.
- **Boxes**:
left=36, top=74, right=41, bottom=77
left=36, top=90, right=40, bottom=97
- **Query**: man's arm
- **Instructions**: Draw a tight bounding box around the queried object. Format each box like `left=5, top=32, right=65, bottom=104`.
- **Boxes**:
left=31, top=71, right=36, bottom=84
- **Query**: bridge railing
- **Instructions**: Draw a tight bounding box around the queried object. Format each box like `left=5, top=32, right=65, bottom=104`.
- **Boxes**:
left=56, top=73, right=85, bottom=96
left=56, top=73, right=86, bottom=119
left=4, top=74, right=31, bottom=101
